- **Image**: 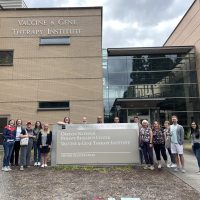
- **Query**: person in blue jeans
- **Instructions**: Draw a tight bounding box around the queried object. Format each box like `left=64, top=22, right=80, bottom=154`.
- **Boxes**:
left=191, top=121, right=200, bottom=174
left=33, top=121, right=42, bottom=166
left=2, top=119, right=16, bottom=172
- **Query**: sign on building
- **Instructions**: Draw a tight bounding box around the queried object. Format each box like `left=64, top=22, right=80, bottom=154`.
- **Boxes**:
left=51, top=123, right=140, bottom=165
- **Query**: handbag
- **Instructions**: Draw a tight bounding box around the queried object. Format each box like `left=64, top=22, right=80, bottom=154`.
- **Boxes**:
left=20, top=137, right=29, bottom=146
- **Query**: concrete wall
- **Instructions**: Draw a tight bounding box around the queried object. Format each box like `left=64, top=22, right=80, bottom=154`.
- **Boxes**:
left=0, top=8, right=103, bottom=124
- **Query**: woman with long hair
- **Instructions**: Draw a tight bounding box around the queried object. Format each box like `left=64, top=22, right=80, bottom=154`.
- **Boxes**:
left=191, top=121, right=200, bottom=174
left=33, top=121, right=42, bottom=166
left=10, top=119, right=23, bottom=166
left=38, top=123, right=52, bottom=168
left=152, top=121, right=168, bottom=169
left=2, top=119, right=16, bottom=172
left=163, top=121, right=176, bottom=168
left=57, top=117, right=71, bottom=129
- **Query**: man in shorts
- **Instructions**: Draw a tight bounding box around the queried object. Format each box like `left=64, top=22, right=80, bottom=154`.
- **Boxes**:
left=170, top=115, right=186, bottom=173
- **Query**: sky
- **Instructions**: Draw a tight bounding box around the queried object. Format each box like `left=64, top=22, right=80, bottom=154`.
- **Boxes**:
left=25, top=0, right=195, bottom=48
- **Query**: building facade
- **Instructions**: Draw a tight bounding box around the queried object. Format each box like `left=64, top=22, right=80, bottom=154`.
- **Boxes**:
left=164, top=0, right=200, bottom=92
left=0, top=7, right=103, bottom=129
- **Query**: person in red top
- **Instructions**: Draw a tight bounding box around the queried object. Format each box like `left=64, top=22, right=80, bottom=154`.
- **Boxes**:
left=2, top=119, right=16, bottom=172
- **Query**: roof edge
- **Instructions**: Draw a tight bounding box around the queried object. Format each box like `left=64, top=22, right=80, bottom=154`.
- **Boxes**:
left=163, top=0, right=197, bottom=46
left=0, top=6, right=103, bottom=11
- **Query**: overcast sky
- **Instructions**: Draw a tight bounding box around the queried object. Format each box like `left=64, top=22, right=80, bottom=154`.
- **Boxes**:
left=25, top=0, right=194, bottom=48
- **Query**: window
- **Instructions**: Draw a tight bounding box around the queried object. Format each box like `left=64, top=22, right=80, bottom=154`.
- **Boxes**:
left=0, top=51, right=13, bottom=66
left=40, top=37, right=70, bottom=45
left=38, top=101, right=70, bottom=111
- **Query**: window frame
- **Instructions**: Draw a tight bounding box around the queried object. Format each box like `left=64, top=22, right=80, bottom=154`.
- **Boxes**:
left=39, top=36, right=70, bottom=46
left=0, top=50, right=14, bottom=66
left=37, top=101, right=70, bottom=111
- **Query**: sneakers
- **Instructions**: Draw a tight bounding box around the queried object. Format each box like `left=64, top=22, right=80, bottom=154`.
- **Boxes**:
left=181, top=168, right=186, bottom=173
left=2, top=167, right=9, bottom=172
left=143, top=165, right=148, bottom=170
left=37, top=162, right=41, bottom=166
left=20, top=166, right=24, bottom=171
left=158, top=163, right=162, bottom=169
left=44, top=164, right=47, bottom=167
left=170, top=163, right=177, bottom=168
left=149, top=165, right=155, bottom=170
left=174, top=168, right=179, bottom=172
left=7, top=166, right=12, bottom=171
left=167, top=163, right=171, bottom=168
left=34, top=162, right=37, bottom=166
left=41, top=164, right=44, bottom=168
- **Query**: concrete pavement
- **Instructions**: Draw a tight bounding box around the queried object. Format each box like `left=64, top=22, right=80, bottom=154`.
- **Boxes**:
left=168, top=150, right=200, bottom=193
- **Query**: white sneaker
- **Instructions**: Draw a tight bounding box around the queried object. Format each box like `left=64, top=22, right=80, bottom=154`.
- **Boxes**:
left=44, top=164, right=47, bottom=167
left=143, top=165, right=148, bottom=170
left=149, top=165, right=155, bottom=170
left=158, top=164, right=162, bottom=169
left=167, top=163, right=171, bottom=168
left=34, top=162, right=37, bottom=166
left=7, top=166, right=12, bottom=171
left=170, top=163, right=177, bottom=168
left=37, top=162, right=41, bottom=166
left=174, top=168, right=179, bottom=172
left=2, top=167, right=9, bottom=172
left=181, top=168, right=186, bottom=173
left=41, top=164, right=44, bottom=168
left=20, top=166, right=24, bottom=171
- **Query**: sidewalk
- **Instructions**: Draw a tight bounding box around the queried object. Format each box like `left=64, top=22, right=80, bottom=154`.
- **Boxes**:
left=168, top=150, right=200, bottom=193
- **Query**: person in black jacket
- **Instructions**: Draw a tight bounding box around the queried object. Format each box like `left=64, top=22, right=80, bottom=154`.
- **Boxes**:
left=38, top=123, right=52, bottom=168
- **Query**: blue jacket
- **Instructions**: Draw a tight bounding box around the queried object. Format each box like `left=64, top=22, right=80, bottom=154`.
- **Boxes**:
left=3, top=125, right=16, bottom=142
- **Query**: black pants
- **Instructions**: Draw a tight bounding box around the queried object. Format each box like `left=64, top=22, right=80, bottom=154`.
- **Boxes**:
left=142, top=142, right=154, bottom=165
left=167, top=148, right=176, bottom=164
left=10, top=141, right=21, bottom=165
left=154, top=143, right=167, bottom=161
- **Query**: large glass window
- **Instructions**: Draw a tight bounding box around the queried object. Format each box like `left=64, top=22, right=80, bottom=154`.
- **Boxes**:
left=104, top=48, right=200, bottom=128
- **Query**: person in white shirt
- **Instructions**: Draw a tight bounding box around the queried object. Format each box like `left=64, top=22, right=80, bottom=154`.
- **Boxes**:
left=10, top=119, right=23, bottom=166
left=170, top=115, right=185, bottom=173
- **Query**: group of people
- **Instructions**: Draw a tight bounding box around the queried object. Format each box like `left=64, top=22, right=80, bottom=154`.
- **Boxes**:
left=2, top=119, right=52, bottom=172
left=2, top=115, right=200, bottom=175
left=132, top=115, right=200, bottom=174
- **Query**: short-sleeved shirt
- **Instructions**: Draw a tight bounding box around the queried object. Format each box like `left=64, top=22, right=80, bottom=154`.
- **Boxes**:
left=170, top=124, right=178, bottom=144
left=140, top=127, right=151, bottom=143
left=153, top=129, right=165, bottom=144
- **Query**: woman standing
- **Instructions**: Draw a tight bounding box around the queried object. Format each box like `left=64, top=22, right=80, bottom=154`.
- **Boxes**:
left=2, top=119, right=16, bottom=172
left=38, top=123, right=52, bottom=168
left=10, top=119, right=23, bottom=166
left=57, top=117, right=71, bottom=129
left=139, top=120, right=154, bottom=170
left=164, top=121, right=176, bottom=168
left=152, top=121, right=168, bottom=169
left=191, top=121, right=200, bottom=174
left=20, top=121, right=36, bottom=171
left=33, top=121, right=42, bottom=166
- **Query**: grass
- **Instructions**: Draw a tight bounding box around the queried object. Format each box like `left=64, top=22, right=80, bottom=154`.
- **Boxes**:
left=52, top=165, right=134, bottom=173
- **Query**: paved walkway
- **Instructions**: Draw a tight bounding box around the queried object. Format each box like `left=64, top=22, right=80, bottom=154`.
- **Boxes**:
left=168, top=150, right=200, bottom=193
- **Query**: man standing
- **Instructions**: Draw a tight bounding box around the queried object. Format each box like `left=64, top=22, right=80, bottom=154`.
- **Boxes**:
left=130, top=116, right=143, bottom=164
left=170, top=115, right=185, bottom=173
